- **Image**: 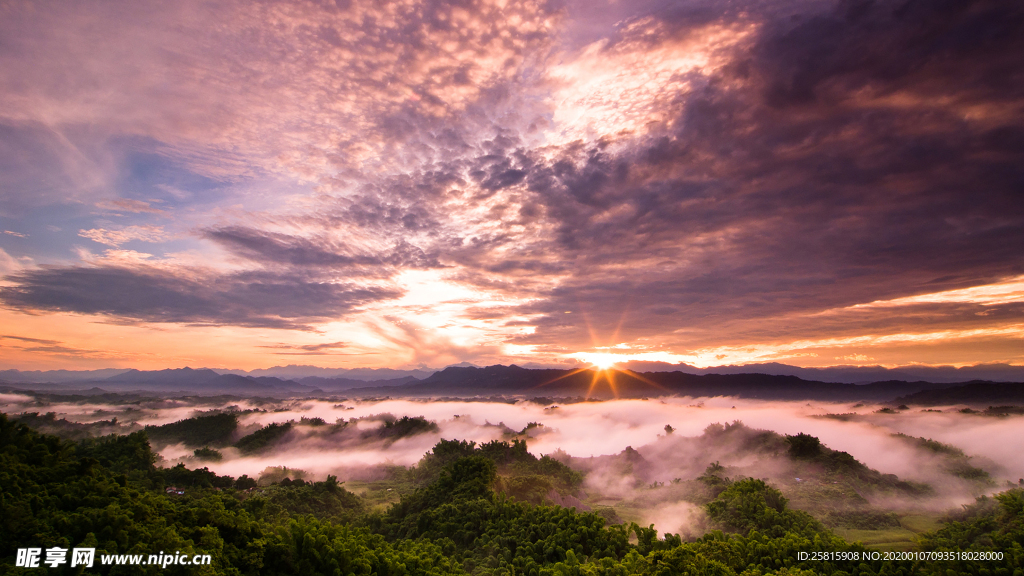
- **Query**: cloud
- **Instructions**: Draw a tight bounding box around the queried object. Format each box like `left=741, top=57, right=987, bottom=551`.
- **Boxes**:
left=0, top=0, right=561, bottom=187
left=96, top=199, right=167, bottom=214
left=79, top=225, right=170, bottom=247
left=0, top=121, right=114, bottom=214
left=0, top=248, right=24, bottom=276
left=851, top=275, right=1024, bottom=308
left=204, top=226, right=443, bottom=272
left=258, top=341, right=352, bottom=355
left=0, top=0, right=1021, bottom=367
left=471, top=0, right=1024, bottom=357
left=0, top=334, right=63, bottom=346
left=0, top=265, right=402, bottom=329
left=0, top=333, right=132, bottom=360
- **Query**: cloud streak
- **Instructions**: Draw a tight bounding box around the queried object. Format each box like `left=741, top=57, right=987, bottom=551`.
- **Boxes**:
left=79, top=225, right=170, bottom=247
left=0, top=265, right=401, bottom=329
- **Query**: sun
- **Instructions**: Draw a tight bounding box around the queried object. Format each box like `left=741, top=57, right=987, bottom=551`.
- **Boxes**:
left=580, top=353, right=620, bottom=370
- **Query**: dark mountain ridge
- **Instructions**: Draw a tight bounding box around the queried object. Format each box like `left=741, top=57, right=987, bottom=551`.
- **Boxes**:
left=0, top=367, right=431, bottom=397
left=3, top=364, right=1019, bottom=403
left=295, top=375, right=419, bottom=391
left=4, top=361, right=1024, bottom=387
left=893, top=381, right=1024, bottom=406
left=345, top=365, right=1011, bottom=402
left=621, top=361, right=1024, bottom=384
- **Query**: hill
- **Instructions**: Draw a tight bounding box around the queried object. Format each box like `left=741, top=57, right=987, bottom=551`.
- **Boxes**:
left=893, top=381, right=1024, bottom=406
left=346, top=364, right=974, bottom=402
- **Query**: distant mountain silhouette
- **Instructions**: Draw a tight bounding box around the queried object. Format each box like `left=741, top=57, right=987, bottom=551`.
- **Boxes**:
left=219, top=365, right=435, bottom=381
left=4, top=361, right=1022, bottom=387
left=893, top=381, right=1024, bottom=406
left=0, top=367, right=430, bottom=397
left=0, top=368, right=131, bottom=383
left=619, top=361, right=1024, bottom=384
left=344, top=365, right=994, bottom=402
left=103, top=367, right=320, bottom=395
left=295, top=375, right=419, bottom=391
left=3, top=364, right=1020, bottom=402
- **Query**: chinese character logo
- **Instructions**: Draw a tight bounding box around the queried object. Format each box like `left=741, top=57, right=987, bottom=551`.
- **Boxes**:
left=71, top=547, right=96, bottom=568
left=15, top=548, right=41, bottom=568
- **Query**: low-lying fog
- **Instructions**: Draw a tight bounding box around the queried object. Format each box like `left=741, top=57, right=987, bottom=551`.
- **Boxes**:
left=4, top=393, right=1021, bottom=533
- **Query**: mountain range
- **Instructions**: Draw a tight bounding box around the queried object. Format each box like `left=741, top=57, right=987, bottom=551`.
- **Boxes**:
left=2, top=364, right=1022, bottom=404
left=342, top=364, right=1020, bottom=403
left=4, top=361, right=1023, bottom=386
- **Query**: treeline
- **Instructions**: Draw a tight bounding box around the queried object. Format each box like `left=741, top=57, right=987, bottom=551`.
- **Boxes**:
left=2, top=413, right=1023, bottom=575
left=0, top=414, right=429, bottom=575
left=142, top=411, right=444, bottom=456
left=12, top=411, right=136, bottom=440
left=785, top=432, right=932, bottom=494
left=145, top=412, right=240, bottom=447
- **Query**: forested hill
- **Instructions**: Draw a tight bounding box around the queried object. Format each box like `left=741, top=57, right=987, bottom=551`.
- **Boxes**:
left=347, top=365, right=983, bottom=402
left=3, top=412, right=1023, bottom=575
left=892, top=381, right=1024, bottom=406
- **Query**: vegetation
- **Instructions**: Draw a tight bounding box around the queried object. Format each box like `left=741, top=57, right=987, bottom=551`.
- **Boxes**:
left=594, top=422, right=938, bottom=533
left=891, top=433, right=994, bottom=485
left=373, top=415, right=441, bottom=442
left=785, top=432, right=932, bottom=495
left=234, top=422, right=293, bottom=455
left=402, top=437, right=584, bottom=503
left=192, top=446, right=223, bottom=461
left=4, top=412, right=1024, bottom=576
left=917, top=489, right=1024, bottom=574
left=145, top=412, right=239, bottom=447
left=12, top=411, right=135, bottom=440
left=984, top=405, right=1024, bottom=416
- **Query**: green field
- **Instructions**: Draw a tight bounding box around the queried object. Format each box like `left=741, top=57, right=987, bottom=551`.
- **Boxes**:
left=835, top=513, right=944, bottom=551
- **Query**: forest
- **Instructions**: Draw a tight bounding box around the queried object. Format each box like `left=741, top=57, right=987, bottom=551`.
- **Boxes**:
left=2, top=410, right=1023, bottom=576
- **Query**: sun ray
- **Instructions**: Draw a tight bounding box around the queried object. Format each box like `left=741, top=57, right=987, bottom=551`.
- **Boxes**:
left=585, top=369, right=602, bottom=399
left=618, top=368, right=672, bottom=393
left=609, top=302, right=631, bottom=344
left=606, top=368, right=619, bottom=399
left=582, top=311, right=600, bottom=349
left=530, top=367, right=590, bottom=390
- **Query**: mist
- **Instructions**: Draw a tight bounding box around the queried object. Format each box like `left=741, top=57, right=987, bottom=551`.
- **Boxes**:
left=4, top=392, right=1020, bottom=533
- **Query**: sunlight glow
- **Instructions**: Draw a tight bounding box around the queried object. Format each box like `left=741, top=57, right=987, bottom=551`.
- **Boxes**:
left=849, top=275, right=1024, bottom=308
left=573, top=352, right=622, bottom=370
left=545, top=21, right=755, bottom=147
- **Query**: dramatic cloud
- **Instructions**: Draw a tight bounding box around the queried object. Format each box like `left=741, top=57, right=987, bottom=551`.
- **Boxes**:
left=0, top=0, right=1021, bottom=369
left=500, top=0, right=1024, bottom=350
left=0, top=265, right=401, bottom=329
left=204, top=226, right=444, bottom=272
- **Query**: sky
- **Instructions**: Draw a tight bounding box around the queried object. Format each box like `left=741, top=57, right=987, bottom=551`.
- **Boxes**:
left=0, top=0, right=1022, bottom=371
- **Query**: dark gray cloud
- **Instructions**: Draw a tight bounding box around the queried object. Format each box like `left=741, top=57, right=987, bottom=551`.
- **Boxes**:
left=281, top=0, right=1024, bottom=354
left=257, top=340, right=355, bottom=355
left=483, top=0, right=1024, bottom=348
left=0, top=334, right=63, bottom=346
left=205, top=226, right=445, bottom=271
left=0, top=334, right=122, bottom=359
left=0, top=266, right=401, bottom=329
